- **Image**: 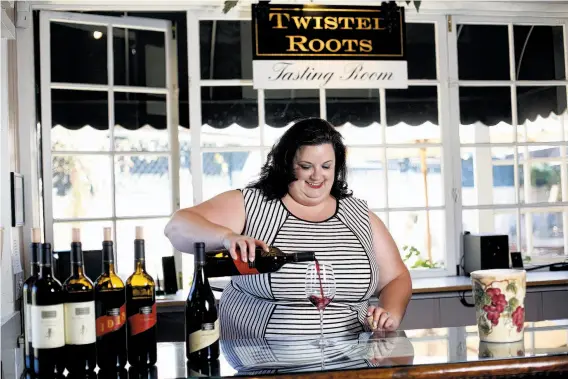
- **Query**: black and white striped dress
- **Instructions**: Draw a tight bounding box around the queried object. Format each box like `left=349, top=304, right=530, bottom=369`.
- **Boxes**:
left=219, top=188, right=380, bottom=341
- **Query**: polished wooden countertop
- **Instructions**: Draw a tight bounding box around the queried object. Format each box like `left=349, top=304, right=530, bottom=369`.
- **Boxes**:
left=156, top=271, right=568, bottom=307
left=142, top=319, right=568, bottom=378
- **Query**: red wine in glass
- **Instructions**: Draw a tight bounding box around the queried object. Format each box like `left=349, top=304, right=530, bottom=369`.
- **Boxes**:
left=308, top=296, right=332, bottom=311
left=305, top=260, right=336, bottom=346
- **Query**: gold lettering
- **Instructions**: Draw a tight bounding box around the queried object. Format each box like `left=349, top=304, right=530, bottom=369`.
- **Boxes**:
left=326, top=39, right=342, bottom=53
left=312, top=16, right=324, bottom=29
left=291, top=16, right=312, bottom=29
left=308, top=39, right=325, bottom=52
left=324, top=17, right=338, bottom=30
left=269, top=12, right=290, bottom=29
left=342, top=39, right=358, bottom=52
left=286, top=35, right=309, bottom=52
left=339, top=17, right=356, bottom=29
left=107, top=320, right=114, bottom=328
left=357, top=18, right=371, bottom=30
left=360, top=39, right=372, bottom=52
left=373, top=17, right=386, bottom=30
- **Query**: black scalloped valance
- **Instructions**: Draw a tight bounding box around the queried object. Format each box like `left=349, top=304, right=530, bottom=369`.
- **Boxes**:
left=51, top=87, right=566, bottom=130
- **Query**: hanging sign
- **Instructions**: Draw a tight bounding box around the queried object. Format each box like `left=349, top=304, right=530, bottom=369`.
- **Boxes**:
left=251, top=3, right=408, bottom=89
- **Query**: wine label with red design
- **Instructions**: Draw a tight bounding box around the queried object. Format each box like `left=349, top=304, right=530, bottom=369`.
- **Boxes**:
left=189, top=319, right=220, bottom=353
left=64, top=301, right=96, bottom=345
left=96, top=304, right=126, bottom=337
left=31, top=304, right=65, bottom=349
left=128, top=303, right=157, bottom=336
left=233, top=260, right=260, bottom=275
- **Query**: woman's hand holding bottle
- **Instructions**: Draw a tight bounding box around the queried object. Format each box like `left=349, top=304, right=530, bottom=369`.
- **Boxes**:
left=222, top=232, right=269, bottom=263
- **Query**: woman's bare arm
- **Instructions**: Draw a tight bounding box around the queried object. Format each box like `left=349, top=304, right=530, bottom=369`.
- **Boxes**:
left=164, top=190, right=245, bottom=253
left=164, top=190, right=268, bottom=261
left=367, top=211, right=412, bottom=330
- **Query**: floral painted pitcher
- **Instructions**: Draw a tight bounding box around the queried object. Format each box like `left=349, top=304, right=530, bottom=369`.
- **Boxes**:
left=471, top=269, right=527, bottom=343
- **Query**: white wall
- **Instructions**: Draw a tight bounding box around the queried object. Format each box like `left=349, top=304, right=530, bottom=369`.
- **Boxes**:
left=1, top=35, right=23, bottom=323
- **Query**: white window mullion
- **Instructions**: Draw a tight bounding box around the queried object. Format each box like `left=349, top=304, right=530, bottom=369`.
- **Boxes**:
left=463, top=202, right=568, bottom=211
left=508, top=22, right=523, bottom=254
left=563, top=21, right=568, bottom=257
left=457, top=80, right=568, bottom=87
left=319, top=88, right=326, bottom=120
left=438, top=14, right=458, bottom=275
left=54, top=215, right=171, bottom=223
left=258, top=89, right=265, bottom=149
left=448, top=15, right=468, bottom=271
left=51, top=150, right=173, bottom=156
left=40, top=12, right=55, bottom=245
left=106, top=23, right=119, bottom=256
left=166, top=25, right=183, bottom=284
left=200, top=79, right=252, bottom=87
left=108, top=23, right=117, bottom=228
left=379, top=88, right=389, bottom=229
left=188, top=11, right=203, bottom=205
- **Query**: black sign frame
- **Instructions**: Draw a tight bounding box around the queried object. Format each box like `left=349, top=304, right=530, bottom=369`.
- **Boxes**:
left=252, top=3, right=406, bottom=61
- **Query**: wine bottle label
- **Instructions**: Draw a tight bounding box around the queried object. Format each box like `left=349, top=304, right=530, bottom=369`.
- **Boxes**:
left=233, top=260, right=260, bottom=275
left=128, top=303, right=157, bottom=336
left=189, top=319, right=220, bottom=353
left=31, top=304, right=65, bottom=349
left=64, top=301, right=96, bottom=345
left=96, top=304, right=126, bottom=337
left=24, top=303, right=32, bottom=352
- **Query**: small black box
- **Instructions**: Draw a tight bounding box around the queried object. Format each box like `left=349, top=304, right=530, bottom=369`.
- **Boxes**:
left=463, top=233, right=510, bottom=275
left=162, top=256, right=178, bottom=295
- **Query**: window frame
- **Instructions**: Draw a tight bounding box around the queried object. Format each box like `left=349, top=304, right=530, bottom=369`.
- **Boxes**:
left=188, top=10, right=456, bottom=279
left=447, top=15, right=568, bottom=264
left=39, top=11, right=182, bottom=279
left=22, top=3, right=568, bottom=285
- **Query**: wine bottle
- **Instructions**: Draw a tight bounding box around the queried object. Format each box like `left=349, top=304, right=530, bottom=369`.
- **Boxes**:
left=203, top=246, right=315, bottom=277
left=23, top=228, right=41, bottom=372
left=63, top=228, right=97, bottom=373
left=186, top=242, right=219, bottom=363
left=94, top=227, right=127, bottom=370
left=31, top=242, right=66, bottom=376
left=126, top=226, right=157, bottom=367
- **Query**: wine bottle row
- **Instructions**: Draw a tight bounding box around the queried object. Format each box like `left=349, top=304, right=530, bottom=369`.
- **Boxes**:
left=22, top=226, right=157, bottom=377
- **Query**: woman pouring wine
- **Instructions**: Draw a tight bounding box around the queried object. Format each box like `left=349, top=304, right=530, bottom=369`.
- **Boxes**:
left=164, top=117, right=412, bottom=340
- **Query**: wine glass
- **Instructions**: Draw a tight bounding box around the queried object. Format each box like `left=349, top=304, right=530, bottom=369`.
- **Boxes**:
left=305, top=262, right=336, bottom=347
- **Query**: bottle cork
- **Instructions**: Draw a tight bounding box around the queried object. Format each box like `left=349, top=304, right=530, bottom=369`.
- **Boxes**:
left=31, top=228, right=41, bottom=243
left=135, top=226, right=144, bottom=240
left=72, top=228, right=81, bottom=243
left=103, top=227, right=112, bottom=242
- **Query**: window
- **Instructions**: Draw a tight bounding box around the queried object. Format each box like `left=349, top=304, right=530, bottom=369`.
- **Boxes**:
left=41, top=12, right=180, bottom=281
left=453, top=21, right=568, bottom=265
left=189, top=15, right=452, bottom=277
left=39, top=7, right=568, bottom=285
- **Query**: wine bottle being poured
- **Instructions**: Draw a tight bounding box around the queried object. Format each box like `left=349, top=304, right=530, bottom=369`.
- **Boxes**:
left=202, top=246, right=315, bottom=278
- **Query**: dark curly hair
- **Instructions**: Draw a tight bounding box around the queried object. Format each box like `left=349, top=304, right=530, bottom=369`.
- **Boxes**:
left=248, top=118, right=352, bottom=200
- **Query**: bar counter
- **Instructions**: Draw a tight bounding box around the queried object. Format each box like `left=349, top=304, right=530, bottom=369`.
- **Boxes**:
left=135, top=319, right=568, bottom=378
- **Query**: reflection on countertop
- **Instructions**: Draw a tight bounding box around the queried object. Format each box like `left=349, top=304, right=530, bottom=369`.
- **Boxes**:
left=30, top=320, right=564, bottom=378
left=150, top=319, right=568, bottom=378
